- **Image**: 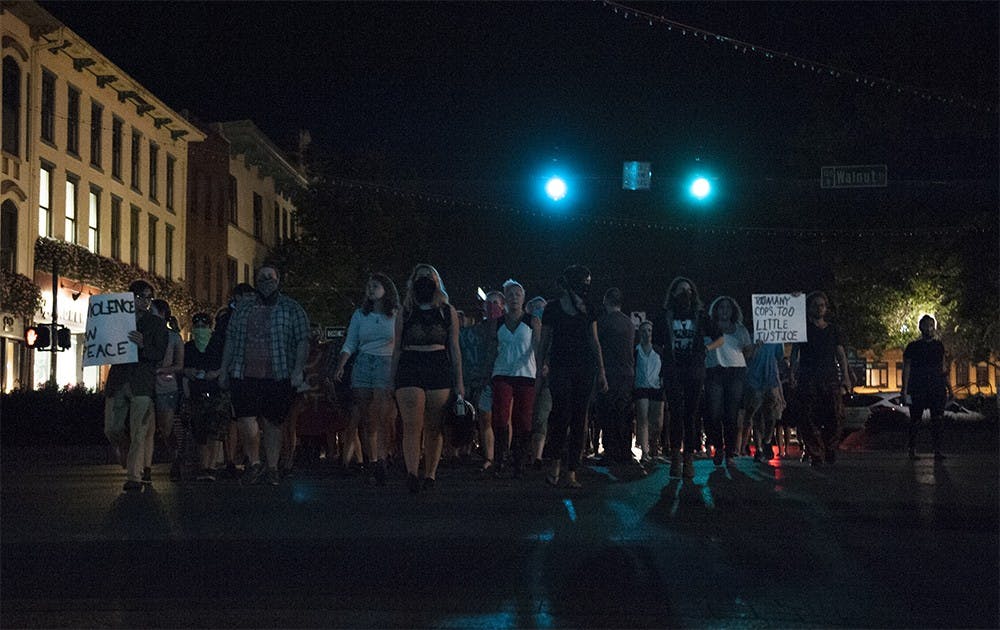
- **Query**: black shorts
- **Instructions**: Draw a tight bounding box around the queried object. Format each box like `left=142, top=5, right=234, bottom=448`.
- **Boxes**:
left=231, top=378, right=295, bottom=424
left=396, top=350, right=452, bottom=390
left=633, top=387, right=664, bottom=402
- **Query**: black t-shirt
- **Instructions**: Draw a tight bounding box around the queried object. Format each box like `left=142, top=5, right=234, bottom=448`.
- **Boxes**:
left=542, top=299, right=598, bottom=370
left=651, top=307, right=718, bottom=373
left=597, top=310, right=635, bottom=382
left=797, top=321, right=842, bottom=382
left=903, top=338, right=946, bottom=393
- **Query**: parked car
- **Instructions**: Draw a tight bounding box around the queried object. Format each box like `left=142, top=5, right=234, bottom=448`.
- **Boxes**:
left=843, top=392, right=907, bottom=431
left=843, top=391, right=985, bottom=431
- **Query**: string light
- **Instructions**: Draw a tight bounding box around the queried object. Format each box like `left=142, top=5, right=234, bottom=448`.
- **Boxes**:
left=600, top=0, right=995, bottom=114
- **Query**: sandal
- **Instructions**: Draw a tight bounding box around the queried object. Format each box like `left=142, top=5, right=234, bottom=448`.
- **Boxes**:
left=565, top=473, right=582, bottom=489
left=546, top=472, right=560, bottom=487
left=481, top=460, right=494, bottom=473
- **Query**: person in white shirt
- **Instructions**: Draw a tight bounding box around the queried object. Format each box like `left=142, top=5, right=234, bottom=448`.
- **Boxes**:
left=704, top=296, right=753, bottom=467
left=490, top=279, right=541, bottom=477
left=333, top=273, right=400, bottom=486
left=633, top=320, right=664, bottom=464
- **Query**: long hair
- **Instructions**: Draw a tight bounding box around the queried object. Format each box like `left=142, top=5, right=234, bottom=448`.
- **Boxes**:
left=663, top=276, right=703, bottom=312
left=707, top=295, right=744, bottom=325
left=402, top=263, right=449, bottom=313
left=361, top=272, right=401, bottom=317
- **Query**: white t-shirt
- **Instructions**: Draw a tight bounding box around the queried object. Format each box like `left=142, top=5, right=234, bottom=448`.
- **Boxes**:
left=492, top=316, right=536, bottom=379
left=634, top=344, right=662, bottom=389
left=341, top=309, right=395, bottom=357
left=705, top=323, right=751, bottom=369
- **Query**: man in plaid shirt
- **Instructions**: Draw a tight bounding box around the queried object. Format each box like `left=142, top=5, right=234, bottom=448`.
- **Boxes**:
left=220, top=265, right=310, bottom=485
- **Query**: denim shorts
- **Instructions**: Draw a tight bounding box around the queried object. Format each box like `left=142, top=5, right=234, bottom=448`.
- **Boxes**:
left=351, top=353, right=393, bottom=390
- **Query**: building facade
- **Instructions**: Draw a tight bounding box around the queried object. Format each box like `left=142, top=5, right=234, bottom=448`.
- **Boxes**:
left=216, top=120, right=307, bottom=291
left=1, top=1, right=204, bottom=390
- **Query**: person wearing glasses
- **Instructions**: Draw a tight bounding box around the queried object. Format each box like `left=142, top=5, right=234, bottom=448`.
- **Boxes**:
left=103, top=280, right=168, bottom=492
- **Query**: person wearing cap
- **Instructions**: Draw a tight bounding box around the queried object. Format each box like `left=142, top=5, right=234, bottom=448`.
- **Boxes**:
left=183, top=312, right=229, bottom=481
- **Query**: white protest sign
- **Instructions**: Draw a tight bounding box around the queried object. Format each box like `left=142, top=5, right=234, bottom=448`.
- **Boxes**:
left=751, top=294, right=807, bottom=343
left=82, top=293, right=139, bottom=367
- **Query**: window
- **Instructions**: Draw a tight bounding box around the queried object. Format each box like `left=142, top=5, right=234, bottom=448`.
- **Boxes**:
left=87, top=187, right=100, bottom=254
left=38, top=164, right=52, bottom=237
left=227, top=258, right=237, bottom=296
left=2, top=57, right=21, bottom=156
left=188, top=251, right=197, bottom=295
left=40, top=70, right=55, bottom=144
left=1, top=200, right=17, bottom=274
left=865, top=362, right=888, bottom=389
left=243, top=263, right=249, bottom=284
left=129, top=206, right=140, bottom=265
left=165, top=155, right=175, bottom=211
left=273, top=201, right=280, bottom=245
left=165, top=224, right=174, bottom=281
left=148, top=142, right=158, bottom=201
left=196, top=174, right=207, bottom=220
left=216, top=262, right=224, bottom=304
left=955, top=364, right=970, bottom=388
left=252, top=193, right=262, bottom=239
left=110, top=196, right=122, bottom=260
left=64, top=176, right=78, bottom=245
left=895, top=362, right=904, bottom=391
left=202, top=257, right=211, bottom=300
left=89, top=101, right=102, bottom=168
left=130, top=129, right=141, bottom=191
left=228, top=175, right=237, bottom=224
left=282, top=208, right=289, bottom=241
left=148, top=215, right=158, bottom=273
left=111, top=117, right=123, bottom=179
left=66, top=86, right=80, bottom=156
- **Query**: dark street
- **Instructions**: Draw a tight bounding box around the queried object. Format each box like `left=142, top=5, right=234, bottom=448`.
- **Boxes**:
left=3, top=431, right=997, bottom=629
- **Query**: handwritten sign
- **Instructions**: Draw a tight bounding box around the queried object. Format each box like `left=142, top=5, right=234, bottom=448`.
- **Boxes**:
left=82, top=293, right=139, bottom=367
left=752, top=294, right=807, bottom=343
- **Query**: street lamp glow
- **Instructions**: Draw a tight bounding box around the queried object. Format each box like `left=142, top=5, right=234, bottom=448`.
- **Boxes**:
left=545, top=177, right=567, bottom=201
left=689, top=177, right=711, bottom=200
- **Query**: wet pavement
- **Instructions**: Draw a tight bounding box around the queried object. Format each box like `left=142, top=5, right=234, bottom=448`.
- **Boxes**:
left=2, top=437, right=997, bottom=629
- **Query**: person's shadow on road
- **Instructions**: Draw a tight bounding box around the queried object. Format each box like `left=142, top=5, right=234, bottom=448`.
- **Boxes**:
left=101, top=486, right=172, bottom=539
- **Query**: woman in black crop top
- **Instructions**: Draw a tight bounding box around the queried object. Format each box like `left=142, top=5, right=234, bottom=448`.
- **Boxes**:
left=392, top=264, right=464, bottom=493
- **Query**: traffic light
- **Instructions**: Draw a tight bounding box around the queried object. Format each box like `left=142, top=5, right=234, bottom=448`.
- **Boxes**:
left=56, top=326, right=72, bottom=350
left=24, top=325, right=51, bottom=349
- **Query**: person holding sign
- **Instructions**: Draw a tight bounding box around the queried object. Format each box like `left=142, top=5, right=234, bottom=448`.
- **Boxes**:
left=704, top=296, right=752, bottom=467
left=103, top=280, right=168, bottom=492
left=651, top=277, right=723, bottom=479
left=789, top=291, right=853, bottom=467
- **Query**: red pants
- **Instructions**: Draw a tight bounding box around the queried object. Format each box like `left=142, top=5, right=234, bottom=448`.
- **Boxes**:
left=491, top=376, right=537, bottom=437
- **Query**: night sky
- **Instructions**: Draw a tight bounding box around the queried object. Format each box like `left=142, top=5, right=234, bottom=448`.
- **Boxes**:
left=38, top=1, right=1000, bottom=308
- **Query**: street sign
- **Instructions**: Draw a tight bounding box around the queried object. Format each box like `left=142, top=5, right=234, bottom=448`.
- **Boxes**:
left=820, top=165, right=887, bottom=189
left=325, top=326, right=346, bottom=340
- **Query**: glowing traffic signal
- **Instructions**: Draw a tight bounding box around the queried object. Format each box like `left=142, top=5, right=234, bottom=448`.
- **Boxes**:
left=689, top=177, right=711, bottom=200
left=25, top=325, right=51, bottom=349
left=545, top=177, right=568, bottom=201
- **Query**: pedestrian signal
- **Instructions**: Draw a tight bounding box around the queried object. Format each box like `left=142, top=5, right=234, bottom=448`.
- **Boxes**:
left=25, top=325, right=51, bottom=349
left=56, top=326, right=72, bottom=349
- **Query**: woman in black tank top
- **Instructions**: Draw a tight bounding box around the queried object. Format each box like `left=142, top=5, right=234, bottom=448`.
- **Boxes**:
left=392, top=264, right=464, bottom=493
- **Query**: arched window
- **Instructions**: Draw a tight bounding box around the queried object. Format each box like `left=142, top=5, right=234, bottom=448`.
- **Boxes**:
left=2, top=56, right=21, bottom=156
left=1, top=200, right=17, bottom=273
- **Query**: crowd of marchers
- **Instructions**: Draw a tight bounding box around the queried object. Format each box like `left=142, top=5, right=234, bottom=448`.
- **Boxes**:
left=104, top=262, right=951, bottom=493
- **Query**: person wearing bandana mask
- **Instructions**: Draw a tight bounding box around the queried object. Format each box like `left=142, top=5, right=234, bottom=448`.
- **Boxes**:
left=220, top=265, right=310, bottom=486
left=393, top=264, right=464, bottom=492
left=651, top=276, right=722, bottom=480
left=183, top=313, right=229, bottom=481
left=536, top=264, right=609, bottom=489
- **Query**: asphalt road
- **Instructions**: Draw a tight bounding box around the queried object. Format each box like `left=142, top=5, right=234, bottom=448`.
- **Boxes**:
left=2, top=436, right=997, bottom=629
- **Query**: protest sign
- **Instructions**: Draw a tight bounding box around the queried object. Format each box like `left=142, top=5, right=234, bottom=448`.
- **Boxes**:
left=751, top=294, right=807, bottom=343
left=82, top=293, right=139, bottom=367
